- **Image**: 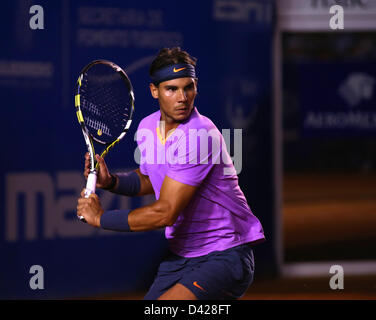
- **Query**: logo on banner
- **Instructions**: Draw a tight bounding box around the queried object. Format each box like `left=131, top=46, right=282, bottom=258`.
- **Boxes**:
left=224, top=77, right=257, bottom=130
left=213, top=0, right=272, bottom=23
left=3, top=171, right=156, bottom=242
left=338, top=73, right=375, bottom=107
left=303, top=69, right=376, bottom=133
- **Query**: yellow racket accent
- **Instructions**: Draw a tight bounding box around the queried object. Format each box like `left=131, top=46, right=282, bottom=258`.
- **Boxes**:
left=75, top=94, right=80, bottom=107
left=99, top=139, right=120, bottom=160
left=76, top=110, right=84, bottom=123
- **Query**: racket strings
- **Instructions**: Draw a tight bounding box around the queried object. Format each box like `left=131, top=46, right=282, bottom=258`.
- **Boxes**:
left=80, top=64, right=133, bottom=143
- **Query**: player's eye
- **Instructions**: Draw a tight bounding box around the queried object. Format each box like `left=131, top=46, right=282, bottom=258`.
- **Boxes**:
left=185, top=83, right=195, bottom=91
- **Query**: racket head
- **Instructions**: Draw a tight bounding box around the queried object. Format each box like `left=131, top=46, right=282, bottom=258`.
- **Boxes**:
left=75, top=60, right=134, bottom=170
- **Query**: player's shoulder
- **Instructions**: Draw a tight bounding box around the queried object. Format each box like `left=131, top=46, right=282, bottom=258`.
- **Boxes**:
left=185, top=107, right=218, bottom=131
left=137, top=110, right=160, bottom=130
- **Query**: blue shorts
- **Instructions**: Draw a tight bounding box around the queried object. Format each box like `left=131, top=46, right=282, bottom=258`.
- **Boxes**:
left=144, top=243, right=255, bottom=300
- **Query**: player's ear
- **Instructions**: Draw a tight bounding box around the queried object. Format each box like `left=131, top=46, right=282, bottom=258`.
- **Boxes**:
left=149, top=83, right=159, bottom=99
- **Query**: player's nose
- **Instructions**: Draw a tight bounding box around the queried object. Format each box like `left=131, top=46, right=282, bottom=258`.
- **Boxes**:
left=177, top=89, right=187, bottom=102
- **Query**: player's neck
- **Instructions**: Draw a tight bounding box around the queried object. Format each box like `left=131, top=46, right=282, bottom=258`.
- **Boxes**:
left=159, top=113, right=180, bottom=134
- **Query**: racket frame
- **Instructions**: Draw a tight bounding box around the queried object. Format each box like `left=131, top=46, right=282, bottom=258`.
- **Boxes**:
left=75, top=60, right=134, bottom=222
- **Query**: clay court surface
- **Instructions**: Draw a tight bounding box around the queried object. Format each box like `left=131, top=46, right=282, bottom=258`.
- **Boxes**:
left=283, top=173, right=376, bottom=261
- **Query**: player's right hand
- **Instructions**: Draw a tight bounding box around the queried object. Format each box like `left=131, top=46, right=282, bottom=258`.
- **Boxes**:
left=84, top=152, right=113, bottom=189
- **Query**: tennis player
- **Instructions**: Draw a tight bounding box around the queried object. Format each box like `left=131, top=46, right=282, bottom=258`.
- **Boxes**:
left=77, top=47, right=265, bottom=300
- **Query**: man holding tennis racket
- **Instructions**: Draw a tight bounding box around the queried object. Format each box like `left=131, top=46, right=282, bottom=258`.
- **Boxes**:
left=77, top=47, right=265, bottom=300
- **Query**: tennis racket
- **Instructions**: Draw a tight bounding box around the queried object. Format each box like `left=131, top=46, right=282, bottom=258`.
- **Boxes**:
left=75, top=60, right=134, bottom=222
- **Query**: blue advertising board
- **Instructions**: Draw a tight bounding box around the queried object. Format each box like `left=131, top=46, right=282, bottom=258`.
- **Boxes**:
left=293, top=62, right=376, bottom=137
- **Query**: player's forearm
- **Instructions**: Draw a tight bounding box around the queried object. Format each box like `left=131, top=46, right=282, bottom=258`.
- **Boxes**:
left=128, top=199, right=176, bottom=232
left=98, top=199, right=175, bottom=232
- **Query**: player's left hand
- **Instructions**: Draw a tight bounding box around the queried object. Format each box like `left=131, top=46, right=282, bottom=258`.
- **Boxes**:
left=77, top=189, right=104, bottom=227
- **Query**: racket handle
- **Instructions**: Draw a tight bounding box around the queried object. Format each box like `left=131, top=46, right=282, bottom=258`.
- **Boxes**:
left=84, top=171, right=97, bottom=198
left=78, top=172, right=97, bottom=223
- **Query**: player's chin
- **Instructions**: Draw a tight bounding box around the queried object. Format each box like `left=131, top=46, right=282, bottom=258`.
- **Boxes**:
left=173, top=114, right=190, bottom=122
left=173, top=107, right=192, bottom=120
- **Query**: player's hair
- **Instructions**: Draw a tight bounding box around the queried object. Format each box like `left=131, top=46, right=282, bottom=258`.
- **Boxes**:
left=149, top=47, right=197, bottom=78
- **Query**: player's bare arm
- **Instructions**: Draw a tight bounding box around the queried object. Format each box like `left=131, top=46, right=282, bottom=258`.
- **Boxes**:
left=77, top=176, right=197, bottom=230
left=128, top=176, right=197, bottom=231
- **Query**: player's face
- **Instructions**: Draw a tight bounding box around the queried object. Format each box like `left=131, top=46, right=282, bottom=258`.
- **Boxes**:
left=150, top=77, right=197, bottom=124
